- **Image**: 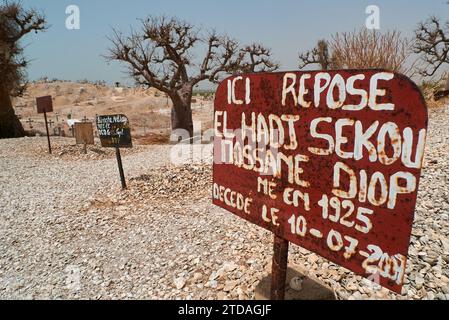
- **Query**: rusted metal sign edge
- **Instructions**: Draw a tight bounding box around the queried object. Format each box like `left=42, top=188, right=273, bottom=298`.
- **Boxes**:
left=212, top=69, right=428, bottom=294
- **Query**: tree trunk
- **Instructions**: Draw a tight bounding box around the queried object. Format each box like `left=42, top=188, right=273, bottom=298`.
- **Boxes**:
left=0, top=84, right=25, bottom=139
left=171, top=84, right=193, bottom=142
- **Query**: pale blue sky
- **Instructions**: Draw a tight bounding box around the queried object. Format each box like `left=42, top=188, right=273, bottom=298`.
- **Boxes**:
left=18, top=0, right=449, bottom=87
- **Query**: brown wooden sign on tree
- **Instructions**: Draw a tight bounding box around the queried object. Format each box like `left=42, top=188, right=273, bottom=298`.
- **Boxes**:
left=213, top=70, right=428, bottom=295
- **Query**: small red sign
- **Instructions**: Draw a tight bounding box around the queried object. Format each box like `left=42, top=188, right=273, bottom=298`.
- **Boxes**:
left=36, top=95, right=53, bottom=114
left=212, top=70, right=428, bottom=294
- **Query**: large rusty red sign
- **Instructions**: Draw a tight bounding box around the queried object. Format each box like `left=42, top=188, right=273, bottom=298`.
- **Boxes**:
left=212, top=70, right=428, bottom=294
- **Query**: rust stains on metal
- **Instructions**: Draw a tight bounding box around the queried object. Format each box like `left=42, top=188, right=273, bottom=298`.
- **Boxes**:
left=212, top=70, right=428, bottom=294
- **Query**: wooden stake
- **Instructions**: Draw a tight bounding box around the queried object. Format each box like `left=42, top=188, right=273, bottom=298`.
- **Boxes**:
left=43, top=111, right=52, bottom=154
left=270, top=234, right=289, bottom=300
left=115, top=146, right=126, bottom=189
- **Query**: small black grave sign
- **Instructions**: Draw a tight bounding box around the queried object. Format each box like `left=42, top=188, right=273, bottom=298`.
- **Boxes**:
left=96, top=114, right=132, bottom=148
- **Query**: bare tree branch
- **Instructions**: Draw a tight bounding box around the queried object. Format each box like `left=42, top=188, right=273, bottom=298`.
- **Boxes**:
left=105, top=15, right=278, bottom=135
left=299, top=31, right=411, bottom=74
left=298, top=40, right=332, bottom=70
left=414, top=16, right=449, bottom=77
left=330, top=29, right=410, bottom=73
left=0, top=1, right=47, bottom=138
left=232, top=43, right=280, bottom=74
left=106, top=16, right=278, bottom=91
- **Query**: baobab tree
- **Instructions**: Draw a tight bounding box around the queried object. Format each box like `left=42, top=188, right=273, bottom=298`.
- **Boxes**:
left=414, top=3, right=449, bottom=100
left=106, top=16, right=278, bottom=139
left=0, top=1, right=47, bottom=138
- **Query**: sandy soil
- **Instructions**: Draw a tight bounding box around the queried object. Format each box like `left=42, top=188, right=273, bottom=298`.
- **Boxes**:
left=12, top=81, right=214, bottom=144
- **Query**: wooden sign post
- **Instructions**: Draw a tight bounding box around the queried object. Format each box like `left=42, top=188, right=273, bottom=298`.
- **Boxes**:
left=115, top=145, right=127, bottom=189
left=36, top=95, right=54, bottom=154
left=96, top=114, right=132, bottom=189
left=271, top=236, right=289, bottom=300
left=74, top=122, right=94, bottom=154
left=213, top=70, right=428, bottom=298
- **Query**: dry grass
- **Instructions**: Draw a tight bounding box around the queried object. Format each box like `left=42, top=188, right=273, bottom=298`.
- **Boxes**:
left=330, top=29, right=412, bottom=75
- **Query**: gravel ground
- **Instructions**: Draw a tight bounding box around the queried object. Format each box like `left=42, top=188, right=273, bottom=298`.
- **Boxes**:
left=0, top=108, right=448, bottom=300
